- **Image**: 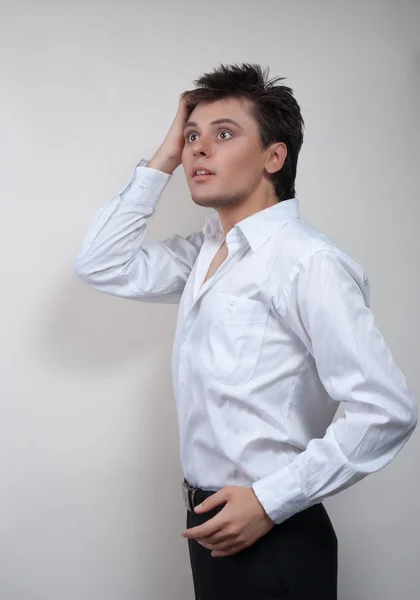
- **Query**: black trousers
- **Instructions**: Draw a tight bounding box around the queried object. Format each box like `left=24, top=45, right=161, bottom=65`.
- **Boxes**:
left=186, top=483, right=338, bottom=599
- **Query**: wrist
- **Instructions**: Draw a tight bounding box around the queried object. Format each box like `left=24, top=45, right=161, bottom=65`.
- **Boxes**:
left=148, top=149, right=181, bottom=175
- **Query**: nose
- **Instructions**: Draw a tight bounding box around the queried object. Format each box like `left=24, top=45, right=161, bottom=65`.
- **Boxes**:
left=192, top=136, right=212, bottom=158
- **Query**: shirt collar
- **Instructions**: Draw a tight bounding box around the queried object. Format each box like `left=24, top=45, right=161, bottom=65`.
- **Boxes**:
left=202, top=198, right=300, bottom=252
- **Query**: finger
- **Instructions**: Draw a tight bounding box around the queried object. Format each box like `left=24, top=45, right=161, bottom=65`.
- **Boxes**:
left=180, top=90, right=193, bottom=105
left=198, top=530, right=234, bottom=545
left=182, top=515, right=224, bottom=539
left=197, top=531, right=243, bottom=552
left=194, top=491, right=228, bottom=514
left=212, top=539, right=242, bottom=552
left=212, top=546, right=241, bottom=557
left=196, top=539, right=213, bottom=550
left=196, top=533, right=232, bottom=548
left=198, top=539, right=238, bottom=553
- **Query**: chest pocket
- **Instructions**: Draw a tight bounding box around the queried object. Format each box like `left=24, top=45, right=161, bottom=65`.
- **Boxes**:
left=198, top=291, right=269, bottom=385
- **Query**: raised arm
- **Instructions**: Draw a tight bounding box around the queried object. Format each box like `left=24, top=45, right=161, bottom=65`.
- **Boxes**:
left=74, top=93, right=202, bottom=304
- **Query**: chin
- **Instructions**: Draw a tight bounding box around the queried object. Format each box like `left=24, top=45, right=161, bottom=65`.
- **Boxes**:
left=191, top=195, right=238, bottom=209
left=190, top=194, right=216, bottom=208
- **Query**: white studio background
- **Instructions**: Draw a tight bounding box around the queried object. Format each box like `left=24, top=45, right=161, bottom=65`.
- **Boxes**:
left=0, top=1, right=419, bottom=599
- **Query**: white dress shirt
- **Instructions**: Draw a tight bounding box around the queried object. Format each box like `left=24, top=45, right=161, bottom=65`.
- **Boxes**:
left=74, top=160, right=417, bottom=525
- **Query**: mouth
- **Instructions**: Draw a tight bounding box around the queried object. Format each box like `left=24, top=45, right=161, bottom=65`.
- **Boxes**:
left=192, top=167, right=216, bottom=180
left=193, top=173, right=216, bottom=182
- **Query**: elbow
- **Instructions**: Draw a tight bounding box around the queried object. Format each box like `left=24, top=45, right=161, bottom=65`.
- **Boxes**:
left=406, top=396, right=418, bottom=436
left=402, top=386, right=418, bottom=434
left=73, top=256, right=92, bottom=284
left=394, top=390, right=418, bottom=445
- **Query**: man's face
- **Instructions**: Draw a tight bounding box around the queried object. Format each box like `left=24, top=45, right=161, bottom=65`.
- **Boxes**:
left=181, top=97, right=267, bottom=209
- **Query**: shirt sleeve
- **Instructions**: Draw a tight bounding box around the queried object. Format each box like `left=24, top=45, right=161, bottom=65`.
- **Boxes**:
left=251, top=249, right=417, bottom=524
left=74, top=161, right=204, bottom=304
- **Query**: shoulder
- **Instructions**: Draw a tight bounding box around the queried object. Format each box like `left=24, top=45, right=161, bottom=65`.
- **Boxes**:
left=273, top=219, right=369, bottom=294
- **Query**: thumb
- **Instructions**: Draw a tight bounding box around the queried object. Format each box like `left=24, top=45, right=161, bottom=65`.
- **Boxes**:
left=194, top=489, right=227, bottom=513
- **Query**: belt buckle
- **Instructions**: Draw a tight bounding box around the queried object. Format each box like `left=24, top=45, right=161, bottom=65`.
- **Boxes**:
left=182, top=480, right=197, bottom=512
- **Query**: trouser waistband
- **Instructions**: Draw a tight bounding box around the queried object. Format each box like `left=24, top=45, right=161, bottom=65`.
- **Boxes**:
left=182, top=478, right=219, bottom=512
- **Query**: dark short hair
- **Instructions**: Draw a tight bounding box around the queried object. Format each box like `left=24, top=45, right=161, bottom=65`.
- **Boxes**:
left=183, top=63, right=305, bottom=202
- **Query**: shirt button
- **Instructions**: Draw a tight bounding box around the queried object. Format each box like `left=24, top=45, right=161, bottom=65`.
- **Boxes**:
left=139, top=182, right=146, bottom=189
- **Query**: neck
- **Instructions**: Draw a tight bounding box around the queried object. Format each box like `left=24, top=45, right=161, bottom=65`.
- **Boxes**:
left=217, top=195, right=279, bottom=239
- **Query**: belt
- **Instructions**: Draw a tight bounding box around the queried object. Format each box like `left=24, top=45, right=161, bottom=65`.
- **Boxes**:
left=182, top=478, right=217, bottom=512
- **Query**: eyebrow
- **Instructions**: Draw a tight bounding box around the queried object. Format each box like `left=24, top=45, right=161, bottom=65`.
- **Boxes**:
left=183, top=118, right=243, bottom=132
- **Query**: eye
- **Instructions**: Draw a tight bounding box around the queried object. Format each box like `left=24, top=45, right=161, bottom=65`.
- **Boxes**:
left=218, top=130, right=233, bottom=140
left=186, top=129, right=233, bottom=143
left=187, top=132, right=198, bottom=143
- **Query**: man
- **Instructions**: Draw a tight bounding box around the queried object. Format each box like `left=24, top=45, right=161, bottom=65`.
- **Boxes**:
left=74, top=63, right=417, bottom=599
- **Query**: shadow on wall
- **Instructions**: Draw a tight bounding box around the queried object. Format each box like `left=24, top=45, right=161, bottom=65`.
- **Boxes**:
left=44, top=273, right=179, bottom=371
left=34, top=273, right=193, bottom=597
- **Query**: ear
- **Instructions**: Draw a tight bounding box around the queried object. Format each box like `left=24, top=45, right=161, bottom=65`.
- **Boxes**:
left=264, top=142, right=287, bottom=175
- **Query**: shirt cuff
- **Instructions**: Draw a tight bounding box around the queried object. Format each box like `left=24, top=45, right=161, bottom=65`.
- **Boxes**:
left=120, top=160, right=173, bottom=208
left=251, top=459, right=311, bottom=525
